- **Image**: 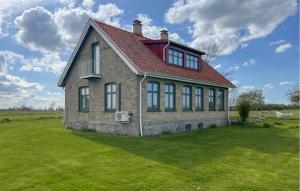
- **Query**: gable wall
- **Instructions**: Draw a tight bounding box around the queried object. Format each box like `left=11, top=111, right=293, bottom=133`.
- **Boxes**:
left=64, top=27, right=140, bottom=135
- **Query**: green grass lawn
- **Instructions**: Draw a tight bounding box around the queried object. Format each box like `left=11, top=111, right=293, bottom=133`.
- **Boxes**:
left=0, top=112, right=299, bottom=190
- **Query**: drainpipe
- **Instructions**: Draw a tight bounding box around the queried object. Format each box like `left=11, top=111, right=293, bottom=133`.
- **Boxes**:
left=139, top=73, right=147, bottom=136
left=227, top=88, right=233, bottom=126
left=162, top=41, right=170, bottom=62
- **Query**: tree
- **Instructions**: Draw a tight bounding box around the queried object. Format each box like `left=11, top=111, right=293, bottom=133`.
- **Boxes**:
left=237, top=101, right=251, bottom=123
left=287, top=86, right=300, bottom=105
left=237, top=89, right=265, bottom=110
left=203, top=42, right=220, bottom=65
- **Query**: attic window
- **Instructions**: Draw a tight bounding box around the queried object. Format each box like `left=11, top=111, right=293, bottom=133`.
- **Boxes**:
left=186, top=54, right=199, bottom=69
left=168, top=49, right=183, bottom=66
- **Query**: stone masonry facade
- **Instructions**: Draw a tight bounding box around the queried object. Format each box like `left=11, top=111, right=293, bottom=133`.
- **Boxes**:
left=64, top=27, right=229, bottom=136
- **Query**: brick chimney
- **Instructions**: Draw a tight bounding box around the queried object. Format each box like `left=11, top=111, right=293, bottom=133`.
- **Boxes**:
left=160, top=30, right=168, bottom=40
left=132, top=20, right=142, bottom=36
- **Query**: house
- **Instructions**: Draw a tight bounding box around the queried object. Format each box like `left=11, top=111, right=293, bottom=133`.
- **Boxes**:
left=57, top=18, right=235, bottom=136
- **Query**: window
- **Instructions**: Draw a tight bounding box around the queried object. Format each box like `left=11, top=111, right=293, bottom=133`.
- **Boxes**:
left=164, top=84, right=176, bottom=111
left=92, top=43, right=100, bottom=74
left=105, top=83, right=116, bottom=111
left=79, top=87, right=89, bottom=112
left=182, top=86, right=192, bottom=111
left=218, top=89, right=225, bottom=111
left=168, top=49, right=183, bottom=66
left=147, top=82, right=160, bottom=111
left=208, top=88, right=216, bottom=111
left=195, top=87, right=203, bottom=110
left=186, top=54, right=199, bottom=69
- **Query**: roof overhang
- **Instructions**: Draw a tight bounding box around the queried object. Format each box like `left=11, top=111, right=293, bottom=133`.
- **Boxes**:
left=57, top=18, right=140, bottom=87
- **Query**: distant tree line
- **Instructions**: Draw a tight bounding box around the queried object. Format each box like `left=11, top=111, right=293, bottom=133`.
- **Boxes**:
left=1, top=104, right=64, bottom=112
left=230, top=86, right=299, bottom=111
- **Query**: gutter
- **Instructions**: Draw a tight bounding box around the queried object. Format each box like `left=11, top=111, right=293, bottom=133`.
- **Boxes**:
left=139, top=72, right=147, bottom=136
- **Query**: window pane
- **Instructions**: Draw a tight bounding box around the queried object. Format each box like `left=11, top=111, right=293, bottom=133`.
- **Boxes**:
left=153, top=93, right=158, bottom=107
left=107, top=85, right=111, bottom=93
left=153, top=83, right=158, bottom=91
left=107, top=94, right=111, bottom=109
left=147, top=92, right=152, bottom=107
left=165, top=95, right=169, bottom=108
left=112, top=94, right=116, bottom=109
left=112, top=84, right=116, bottom=92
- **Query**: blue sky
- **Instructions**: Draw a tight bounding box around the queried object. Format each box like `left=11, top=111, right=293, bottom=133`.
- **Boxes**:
left=0, top=0, right=298, bottom=109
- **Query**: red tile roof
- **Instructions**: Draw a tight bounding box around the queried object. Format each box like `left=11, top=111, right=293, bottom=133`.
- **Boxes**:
left=94, top=20, right=235, bottom=88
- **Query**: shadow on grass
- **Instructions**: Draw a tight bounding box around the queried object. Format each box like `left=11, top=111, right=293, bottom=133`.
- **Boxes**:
left=72, top=126, right=299, bottom=170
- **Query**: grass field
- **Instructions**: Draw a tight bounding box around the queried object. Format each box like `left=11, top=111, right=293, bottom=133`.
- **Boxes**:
left=0, top=111, right=299, bottom=190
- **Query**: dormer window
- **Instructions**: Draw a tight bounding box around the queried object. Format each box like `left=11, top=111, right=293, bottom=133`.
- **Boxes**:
left=168, top=49, right=183, bottom=66
left=186, top=54, right=199, bottom=70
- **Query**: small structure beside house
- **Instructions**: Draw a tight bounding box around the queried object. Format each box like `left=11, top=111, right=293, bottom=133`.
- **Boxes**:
left=58, top=18, right=235, bottom=136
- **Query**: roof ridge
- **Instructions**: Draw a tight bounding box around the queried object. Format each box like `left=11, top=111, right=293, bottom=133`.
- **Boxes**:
left=92, top=18, right=151, bottom=40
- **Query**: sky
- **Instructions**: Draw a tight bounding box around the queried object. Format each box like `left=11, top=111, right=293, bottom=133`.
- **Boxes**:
left=0, top=0, right=298, bottom=109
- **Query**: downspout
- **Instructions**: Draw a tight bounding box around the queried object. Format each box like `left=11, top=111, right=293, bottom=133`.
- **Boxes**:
left=139, top=72, right=147, bottom=136
left=227, top=88, right=233, bottom=125
left=162, top=40, right=170, bottom=62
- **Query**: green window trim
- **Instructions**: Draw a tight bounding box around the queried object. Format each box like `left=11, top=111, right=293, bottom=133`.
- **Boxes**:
left=182, top=85, right=192, bottom=111
left=195, top=86, right=204, bottom=111
left=218, top=89, right=225, bottom=111
left=105, top=83, right=117, bottom=112
left=164, top=83, right=176, bottom=111
left=91, top=42, right=100, bottom=75
left=78, top=86, right=89, bottom=112
left=147, top=81, right=160, bottom=111
left=208, top=88, right=216, bottom=111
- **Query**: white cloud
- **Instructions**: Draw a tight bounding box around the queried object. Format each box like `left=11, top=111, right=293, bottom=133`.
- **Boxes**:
left=54, top=4, right=123, bottom=48
left=213, top=64, right=221, bottom=70
left=243, top=59, right=256, bottom=66
left=136, top=14, right=185, bottom=43
left=275, top=43, right=292, bottom=53
left=0, top=51, right=26, bottom=73
left=0, top=71, right=66, bottom=109
left=165, top=0, right=297, bottom=55
left=15, top=7, right=65, bottom=53
left=0, top=72, right=43, bottom=92
left=57, top=0, right=76, bottom=8
left=223, top=65, right=240, bottom=77
left=20, top=53, right=67, bottom=74
left=54, top=7, right=89, bottom=46
left=231, top=80, right=239, bottom=86
left=241, top=43, right=248, bottom=49
left=279, top=81, right=293, bottom=85
left=0, top=0, right=47, bottom=38
left=264, top=83, right=274, bottom=89
left=269, top=39, right=285, bottom=46
left=82, top=0, right=94, bottom=9
left=0, top=51, right=66, bottom=75
left=238, top=85, right=256, bottom=93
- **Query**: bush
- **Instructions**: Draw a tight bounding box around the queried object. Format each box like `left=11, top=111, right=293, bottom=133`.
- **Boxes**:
left=274, top=122, right=283, bottom=125
left=237, top=101, right=251, bottom=123
left=262, top=122, right=273, bottom=128
left=0, top=118, right=11, bottom=123
left=208, top=123, right=217, bottom=128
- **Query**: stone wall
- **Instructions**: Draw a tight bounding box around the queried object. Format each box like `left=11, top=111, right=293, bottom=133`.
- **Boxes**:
left=141, top=77, right=229, bottom=136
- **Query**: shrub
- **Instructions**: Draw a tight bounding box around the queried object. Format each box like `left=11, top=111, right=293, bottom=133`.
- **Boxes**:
left=274, top=122, right=283, bottom=125
left=237, top=101, right=251, bottom=123
left=0, top=118, right=11, bottom=123
left=208, top=123, right=217, bottom=128
left=262, top=122, right=273, bottom=128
